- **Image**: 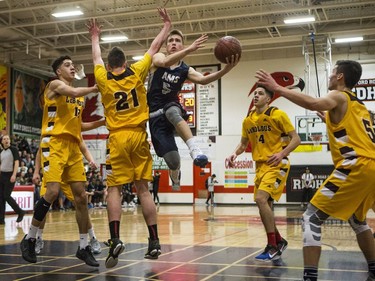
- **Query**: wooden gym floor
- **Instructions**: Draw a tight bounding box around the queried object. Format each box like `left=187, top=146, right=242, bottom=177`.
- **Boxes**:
left=0, top=204, right=374, bottom=281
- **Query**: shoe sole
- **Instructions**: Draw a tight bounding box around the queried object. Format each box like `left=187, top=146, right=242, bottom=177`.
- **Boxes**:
left=255, top=255, right=281, bottom=262
left=105, top=243, right=125, bottom=268
left=193, top=158, right=208, bottom=167
left=144, top=249, right=161, bottom=260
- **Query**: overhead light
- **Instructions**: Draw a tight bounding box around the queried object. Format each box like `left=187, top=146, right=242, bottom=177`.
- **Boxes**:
left=284, top=16, right=315, bottom=24
left=101, top=35, right=128, bottom=42
left=132, top=55, right=143, bottom=61
left=51, top=7, right=83, bottom=18
left=334, top=36, right=363, bottom=43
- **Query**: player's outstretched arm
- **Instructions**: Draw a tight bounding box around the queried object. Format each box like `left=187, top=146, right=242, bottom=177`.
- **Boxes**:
left=147, top=8, right=172, bottom=57
left=153, top=34, right=208, bottom=68
left=188, top=53, right=239, bottom=85
left=87, top=18, right=105, bottom=66
left=255, top=69, right=342, bottom=112
left=49, top=79, right=98, bottom=98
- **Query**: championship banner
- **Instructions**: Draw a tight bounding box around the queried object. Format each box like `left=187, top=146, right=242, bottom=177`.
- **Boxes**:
left=0, top=65, right=8, bottom=132
left=286, top=165, right=334, bottom=202
left=12, top=70, right=46, bottom=136
left=195, top=65, right=220, bottom=136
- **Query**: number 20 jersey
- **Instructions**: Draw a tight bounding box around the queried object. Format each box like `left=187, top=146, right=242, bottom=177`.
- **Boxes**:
left=326, top=90, right=375, bottom=165
left=94, top=53, right=151, bottom=131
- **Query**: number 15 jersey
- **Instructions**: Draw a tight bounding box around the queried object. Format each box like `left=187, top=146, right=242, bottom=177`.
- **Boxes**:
left=94, top=53, right=151, bottom=131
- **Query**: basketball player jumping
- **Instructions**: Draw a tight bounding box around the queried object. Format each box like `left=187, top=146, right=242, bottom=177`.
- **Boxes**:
left=148, top=30, right=240, bottom=190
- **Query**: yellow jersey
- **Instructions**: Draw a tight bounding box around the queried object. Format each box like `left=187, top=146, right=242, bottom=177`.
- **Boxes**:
left=242, top=106, right=295, bottom=162
left=326, top=90, right=375, bottom=165
left=94, top=53, right=151, bottom=131
left=41, top=82, right=84, bottom=142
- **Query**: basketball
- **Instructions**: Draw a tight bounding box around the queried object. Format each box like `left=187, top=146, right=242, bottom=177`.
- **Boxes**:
left=214, top=36, right=242, bottom=64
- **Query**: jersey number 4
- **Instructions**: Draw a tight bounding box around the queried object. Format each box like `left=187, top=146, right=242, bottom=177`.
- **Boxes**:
left=114, top=89, right=139, bottom=111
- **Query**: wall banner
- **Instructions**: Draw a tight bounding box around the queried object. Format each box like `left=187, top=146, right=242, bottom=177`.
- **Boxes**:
left=286, top=165, right=334, bottom=202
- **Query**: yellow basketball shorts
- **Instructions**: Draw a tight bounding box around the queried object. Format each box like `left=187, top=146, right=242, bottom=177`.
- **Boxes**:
left=311, top=157, right=375, bottom=221
left=40, top=135, right=86, bottom=184
left=254, top=158, right=290, bottom=202
left=106, top=128, right=153, bottom=187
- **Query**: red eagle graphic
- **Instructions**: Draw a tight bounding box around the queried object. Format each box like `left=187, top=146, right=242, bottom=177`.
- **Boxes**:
left=247, top=71, right=305, bottom=115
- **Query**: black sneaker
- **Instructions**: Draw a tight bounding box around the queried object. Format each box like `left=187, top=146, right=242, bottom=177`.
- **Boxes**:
left=16, top=211, right=25, bottom=223
left=20, top=235, right=37, bottom=263
left=144, top=238, right=161, bottom=259
left=277, top=238, right=288, bottom=254
left=105, top=238, right=125, bottom=268
left=255, top=244, right=280, bottom=262
left=76, top=246, right=99, bottom=267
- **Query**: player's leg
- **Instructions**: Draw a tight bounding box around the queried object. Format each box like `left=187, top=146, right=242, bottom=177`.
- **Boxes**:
left=165, top=105, right=208, bottom=167
left=302, top=204, right=329, bottom=281
left=135, top=179, right=161, bottom=259
left=70, top=180, right=98, bottom=267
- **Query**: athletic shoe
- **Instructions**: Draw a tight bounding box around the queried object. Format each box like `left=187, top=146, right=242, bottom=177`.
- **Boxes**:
left=190, top=148, right=208, bottom=167
left=35, top=237, right=44, bottom=255
left=105, top=238, right=125, bottom=268
left=277, top=238, right=288, bottom=254
left=20, top=235, right=37, bottom=263
left=90, top=238, right=102, bottom=254
left=76, top=245, right=99, bottom=267
left=144, top=238, right=161, bottom=259
left=255, top=245, right=280, bottom=262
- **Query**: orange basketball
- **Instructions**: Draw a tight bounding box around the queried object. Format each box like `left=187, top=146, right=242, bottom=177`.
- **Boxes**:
left=214, top=36, right=242, bottom=64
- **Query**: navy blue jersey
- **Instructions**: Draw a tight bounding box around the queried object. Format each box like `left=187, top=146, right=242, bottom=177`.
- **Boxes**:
left=147, top=61, right=189, bottom=112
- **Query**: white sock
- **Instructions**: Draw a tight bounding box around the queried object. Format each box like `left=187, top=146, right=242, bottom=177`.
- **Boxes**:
left=26, top=225, right=39, bottom=240
left=88, top=228, right=95, bottom=240
left=186, top=138, right=196, bottom=150
left=37, top=228, right=44, bottom=240
left=79, top=233, right=88, bottom=249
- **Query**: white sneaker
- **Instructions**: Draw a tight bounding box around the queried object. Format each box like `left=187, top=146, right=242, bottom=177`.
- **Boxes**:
left=35, top=237, right=44, bottom=255
left=90, top=238, right=102, bottom=254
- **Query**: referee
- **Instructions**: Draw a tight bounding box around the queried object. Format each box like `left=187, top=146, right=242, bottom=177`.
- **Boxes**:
left=0, top=134, right=25, bottom=224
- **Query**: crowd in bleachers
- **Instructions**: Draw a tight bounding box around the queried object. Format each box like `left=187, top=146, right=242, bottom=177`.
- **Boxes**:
left=10, top=135, right=109, bottom=210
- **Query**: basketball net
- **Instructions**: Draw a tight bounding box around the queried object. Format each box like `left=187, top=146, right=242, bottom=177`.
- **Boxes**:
left=309, top=134, right=322, bottom=146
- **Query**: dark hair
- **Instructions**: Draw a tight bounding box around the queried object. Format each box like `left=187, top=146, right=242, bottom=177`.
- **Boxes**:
left=335, top=60, right=362, bottom=89
left=108, top=47, right=126, bottom=68
left=256, top=84, right=274, bottom=99
left=212, top=174, right=216, bottom=177
left=167, top=29, right=184, bottom=43
left=52, top=55, right=72, bottom=75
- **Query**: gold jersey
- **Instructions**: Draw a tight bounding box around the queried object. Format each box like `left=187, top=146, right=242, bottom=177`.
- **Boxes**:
left=94, top=53, right=151, bottom=131
left=242, top=106, right=295, bottom=162
left=326, top=90, right=375, bottom=165
left=41, top=82, right=84, bottom=142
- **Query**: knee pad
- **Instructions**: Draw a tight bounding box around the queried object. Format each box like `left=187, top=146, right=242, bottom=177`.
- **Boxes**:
left=348, top=214, right=370, bottom=235
left=165, top=106, right=184, bottom=127
left=302, top=204, right=329, bottom=247
left=34, top=197, right=51, bottom=222
left=163, top=151, right=180, bottom=170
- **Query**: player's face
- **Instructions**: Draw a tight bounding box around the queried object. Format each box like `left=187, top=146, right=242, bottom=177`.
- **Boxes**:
left=57, top=59, right=75, bottom=80
left=328, top=66, right=339, bottom=91
left=1, top=135, right=10, bottom=148
left=253, top=87, right=270, bottom=108
left=166, top=35, right=184, bottom=54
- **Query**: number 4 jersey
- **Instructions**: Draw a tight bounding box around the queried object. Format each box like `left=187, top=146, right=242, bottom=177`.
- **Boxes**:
left=241, top=106, right=295, bottom=162
left=94, top=53, right=152, bottom=131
